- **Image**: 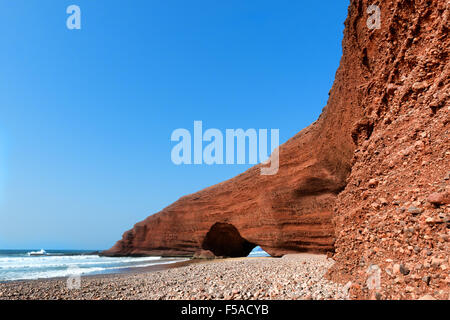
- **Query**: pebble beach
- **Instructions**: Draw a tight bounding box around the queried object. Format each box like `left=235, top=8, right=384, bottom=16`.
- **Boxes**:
left=0, top=254, right=348, bottom=300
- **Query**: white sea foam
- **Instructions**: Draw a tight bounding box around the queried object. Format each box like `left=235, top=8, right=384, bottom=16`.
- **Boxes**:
left=0, top=253, right=187, bottom=281
left=0, top=255, right=161, bottom=269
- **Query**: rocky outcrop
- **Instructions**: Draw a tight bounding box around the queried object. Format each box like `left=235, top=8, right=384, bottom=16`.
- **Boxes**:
left=327, top=0, right=449, bottom=300
left=192, top=249, right=217, bottom=260
left=105, top=0, right=449, bottom=300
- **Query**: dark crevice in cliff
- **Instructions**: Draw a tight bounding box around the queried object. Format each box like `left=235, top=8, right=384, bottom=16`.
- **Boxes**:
left=294, top=176, right=346, bottom=197
left=202, top=223, right=256, bottom=257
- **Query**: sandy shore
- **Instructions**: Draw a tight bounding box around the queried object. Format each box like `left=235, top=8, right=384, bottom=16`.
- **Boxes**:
left=0, top=254, right=348, bottom=300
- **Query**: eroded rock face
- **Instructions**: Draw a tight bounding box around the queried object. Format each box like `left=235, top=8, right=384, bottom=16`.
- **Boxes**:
left=327, top=0, right=449, bottom=300
left=105, top=2, right=449, bottom=302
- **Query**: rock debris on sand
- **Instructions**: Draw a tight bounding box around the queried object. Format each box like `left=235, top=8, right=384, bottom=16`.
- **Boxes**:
left=0, top=254, right=348, bottom=300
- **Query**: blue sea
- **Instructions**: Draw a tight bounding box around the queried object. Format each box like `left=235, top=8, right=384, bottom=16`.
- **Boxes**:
left=248, top=246, right=270, bottom=258
left=0, top=250, right=188, bottom=282
left=0, top=247, right=269, bottom=282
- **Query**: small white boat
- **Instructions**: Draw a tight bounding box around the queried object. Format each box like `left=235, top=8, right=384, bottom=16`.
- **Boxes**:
left=28, top=249, right=47, bottom=256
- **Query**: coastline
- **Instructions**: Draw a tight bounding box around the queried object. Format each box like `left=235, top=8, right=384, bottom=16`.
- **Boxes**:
left=0, top=257, right=199, bottom=285
left=0, top=254, right=348, bottom=300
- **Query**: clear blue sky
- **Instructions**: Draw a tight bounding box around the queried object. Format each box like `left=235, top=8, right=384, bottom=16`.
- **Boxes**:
left=0, top=0, right=349, bottom=250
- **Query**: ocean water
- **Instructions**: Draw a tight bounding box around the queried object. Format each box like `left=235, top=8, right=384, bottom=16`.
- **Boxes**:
left=0, top=247, right=269, bottom=282
left=248, top=246, right=270, bottom=257
left=0, top=250, right=188, bottom=282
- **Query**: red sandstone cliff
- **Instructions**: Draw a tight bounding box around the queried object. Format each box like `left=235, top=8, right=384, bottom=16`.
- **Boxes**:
left=104, top=0, right=449, bottom=299
left=328, top=0, right=449, bottom=300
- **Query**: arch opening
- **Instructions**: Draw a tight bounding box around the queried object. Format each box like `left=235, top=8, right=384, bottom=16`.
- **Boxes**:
left=248, top=246, right=270, bottom=257
left=202, top=222, right=256, bottom=257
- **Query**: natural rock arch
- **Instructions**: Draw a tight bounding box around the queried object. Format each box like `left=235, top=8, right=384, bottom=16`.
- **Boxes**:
left=201, top=223, right=256, bottom=257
